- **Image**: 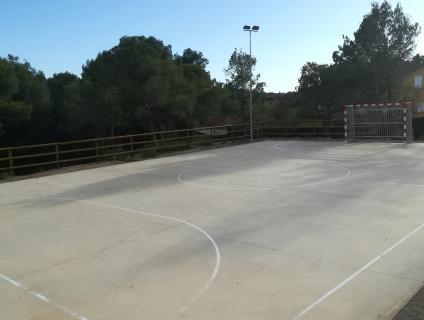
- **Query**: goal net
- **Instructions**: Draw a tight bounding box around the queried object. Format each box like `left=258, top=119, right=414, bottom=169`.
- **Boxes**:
left=344, top=103, right=413, bottom=143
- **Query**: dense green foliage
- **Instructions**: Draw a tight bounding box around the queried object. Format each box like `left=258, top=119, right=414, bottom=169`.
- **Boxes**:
left=0, top=55, right=50, bottom=145
left=267, top=1, right=423, bottom=121
left=225, top=49, right=266, bottom=122
left=0, top=38, right=263, bottom=146
left=0, top=1, right=422, bottom=147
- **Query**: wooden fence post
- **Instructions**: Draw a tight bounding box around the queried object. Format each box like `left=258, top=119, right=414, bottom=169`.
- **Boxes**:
left=95, top=139, right=99, bottom=162
left=129, top=135, right=134, bottom=158
left=55, top=144, right=60, bottom=169
left=8, top=148, right=14, bottom=176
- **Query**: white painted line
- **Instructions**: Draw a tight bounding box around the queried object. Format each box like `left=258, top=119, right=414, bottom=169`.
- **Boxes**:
left=287, top=166, right=350, bottom=189
left=0, top=194, right=221, bottom=319
left=0, top=272, right=25, bottom=288
left=292, top=223, right=424, bottom=320
left=45, top=197, right=221, bottom=318
left=32, top=292, right=50, bottom=302
left=0, top=272, right=88, bottom=320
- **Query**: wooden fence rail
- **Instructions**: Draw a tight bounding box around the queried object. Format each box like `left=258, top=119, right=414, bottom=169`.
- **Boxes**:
left=0, top=121, right=343, bottom=177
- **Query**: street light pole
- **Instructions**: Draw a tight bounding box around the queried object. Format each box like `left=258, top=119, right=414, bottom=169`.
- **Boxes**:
left=249, top=30, right=253, bottom=141
left=243, top=25, right=259, bottom=141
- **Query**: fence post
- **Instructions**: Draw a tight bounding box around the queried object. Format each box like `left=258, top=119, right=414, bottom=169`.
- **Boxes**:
left=8, top=148, right=14, bottom=176
left=129, top=135, right=134, bottom=158
left=95, top=139, right=99, bottom=162
left=55, top=144, right=60, bottom=168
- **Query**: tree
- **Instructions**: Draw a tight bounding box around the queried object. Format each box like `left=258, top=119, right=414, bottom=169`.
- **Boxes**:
left=175, top=48, right=208, bottom=68
left=172, top=48, right=212, bottom=128
left=224, top=48, right=265, bottom=122
left=81, top=36, right=174, bottom=136
left=288, top=1, right=422, bottom=122
left=81, top=37, right=216, bottom=136
left=195, top=80, right=239, bottom=125
left=47, top=72, right=82, bottom=140
left=333, top=0, right=420, bottom=101
left=297, top=62, right=331, bottom=118
left=0, top=56, right=49, bottom=146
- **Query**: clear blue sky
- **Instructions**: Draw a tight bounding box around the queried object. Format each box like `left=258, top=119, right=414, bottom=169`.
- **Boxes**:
left=1, top=0, right=423, bottom=92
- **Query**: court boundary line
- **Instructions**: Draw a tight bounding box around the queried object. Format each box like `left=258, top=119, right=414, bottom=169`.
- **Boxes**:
left=214, top=233, right=423, bottom=283
left=0, top=195, right=221, bottom=319
left=291, top=222, right=424, bottom=319
left=0, top=272, right=88, bottom=320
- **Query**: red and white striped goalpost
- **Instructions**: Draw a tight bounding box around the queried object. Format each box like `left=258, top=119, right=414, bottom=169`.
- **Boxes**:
left=344, top=102, right=412, bottom=143
left=403, top=104, right=408, bottom=144
left=344, top=106, right=348, bottom=144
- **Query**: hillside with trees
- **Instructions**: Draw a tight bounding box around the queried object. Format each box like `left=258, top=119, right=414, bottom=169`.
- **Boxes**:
left=0, top=1, right=423, bottom=147
left=266, top=1, right=423, bottom=122
left=0, top=39, right=263, bottom=147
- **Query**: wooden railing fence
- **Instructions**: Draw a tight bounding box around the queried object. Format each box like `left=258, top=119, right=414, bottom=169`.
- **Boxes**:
left=0, top=120, right=343, bottom=177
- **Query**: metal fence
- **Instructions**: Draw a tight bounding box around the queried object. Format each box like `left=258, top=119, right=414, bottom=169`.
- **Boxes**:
left=0, top=120, right=343, bottom=177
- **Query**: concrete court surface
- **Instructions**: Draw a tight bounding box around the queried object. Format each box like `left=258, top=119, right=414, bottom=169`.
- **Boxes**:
left=0, top=140, right=424, bottom=320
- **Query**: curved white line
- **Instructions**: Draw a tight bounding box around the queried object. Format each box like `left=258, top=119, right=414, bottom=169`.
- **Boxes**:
left=51, top=197, right=221, bottom=317
left=0, top=195, right=221, bottom=319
